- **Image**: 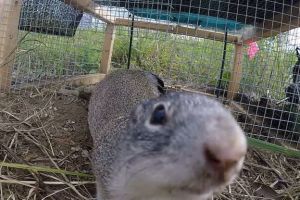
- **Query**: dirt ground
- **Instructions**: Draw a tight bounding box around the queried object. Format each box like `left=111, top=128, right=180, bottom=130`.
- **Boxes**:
left=0, top=87, right=299, bottom=200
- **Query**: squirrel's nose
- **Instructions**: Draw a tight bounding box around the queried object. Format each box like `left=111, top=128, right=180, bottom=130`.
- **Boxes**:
left=204, top=138, right=247, bottom=182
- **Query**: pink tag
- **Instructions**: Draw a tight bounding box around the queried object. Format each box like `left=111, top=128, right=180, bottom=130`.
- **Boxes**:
left=246, top=41, right=259, bottom=60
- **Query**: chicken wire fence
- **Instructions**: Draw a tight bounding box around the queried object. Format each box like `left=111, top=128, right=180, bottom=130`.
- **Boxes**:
left=0, top=0, right=300, bottom=149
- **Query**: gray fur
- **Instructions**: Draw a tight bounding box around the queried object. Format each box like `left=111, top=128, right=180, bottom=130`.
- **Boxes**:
left=88, top=69, right=164, bottom=199
left=88, top=69, right=247, bottom=200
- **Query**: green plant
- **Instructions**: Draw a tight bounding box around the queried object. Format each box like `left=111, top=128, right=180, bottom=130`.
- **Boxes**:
left=16, top=28, right=297, bottom=100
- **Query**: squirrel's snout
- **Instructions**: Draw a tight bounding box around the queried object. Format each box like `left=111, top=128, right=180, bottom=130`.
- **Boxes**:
left=203, top=137, right=247, bottom=183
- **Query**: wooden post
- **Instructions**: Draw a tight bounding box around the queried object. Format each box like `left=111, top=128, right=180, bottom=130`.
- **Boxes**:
left=227, top=44, right=244, bottom=100
left=100, top=24, right=116, bottom=74
left=0, top=0, right=22, bottom=91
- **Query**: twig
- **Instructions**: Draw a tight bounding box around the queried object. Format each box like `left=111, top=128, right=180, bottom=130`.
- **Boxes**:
left=0, top=180, right=95, bottom=186
left=22, top=92, right=55, bottom=123
left=1, top=144, right=42, bottom=184
left=14, top=128, right=48, bottom=151
left=29, top=87, right=43, bottom=98
left=0, top=110, right=21, bottom=121
left=35, top=114, right=55, bottom=157
left=245, top=162, right=282, bottom=172
left=41, top=173, right=91, bottom=200
left=0, top=110, right=31, bottom=127
left=0, top=132, right=18, bottom=200
left=41, top=186, right=72, bottom=200
left=0, top=175, right=35, bottom=188
left=253, top=149, right=287, bottom=182
left=236, top=178, right=255, bottom=200
left=14, top=123, right=52, bottom=133
left=217, top=193, right=232, bottom=200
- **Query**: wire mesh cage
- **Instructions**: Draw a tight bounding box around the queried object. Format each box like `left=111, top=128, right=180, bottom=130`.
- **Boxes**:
left=1, top=0, right=300, bottom=199
left=19, top=0, right=84, bottom=37
left=98, top=0, right=300, bottom=149
left=10, top=0, right=107, bottom=88
left=0, top=0, right=299, bottom=148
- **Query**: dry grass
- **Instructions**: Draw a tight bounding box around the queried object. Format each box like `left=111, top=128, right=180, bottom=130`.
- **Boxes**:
left=215, top=149, right=300, bottom=200
left=0, top=87, right=299, bottom=200
left=0, top=87, right=94, bottom=200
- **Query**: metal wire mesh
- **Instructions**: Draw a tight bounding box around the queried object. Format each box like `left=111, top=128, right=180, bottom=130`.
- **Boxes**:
left=12, top=0, right=107, bottom=88
left=19, top=0, right=83, bottom=36
left=0, top=0, right=299, bottom=149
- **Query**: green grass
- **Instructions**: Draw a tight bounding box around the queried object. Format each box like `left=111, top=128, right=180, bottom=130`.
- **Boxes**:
left=112, top=31, right=235, bottom=85
left=1, top=162, right=94, bottom=178
left=16, top=29, right=105, bottom=77
left=15, top=27, right=297, bottom=100
left=112, top=29, right=297, bottom=100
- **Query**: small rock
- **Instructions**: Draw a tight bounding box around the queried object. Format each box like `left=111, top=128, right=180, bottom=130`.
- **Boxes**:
left=0, top=93, right=7, bottom=98
left=66, top=120, right=75, bottom=125
left=71, top=146, right=81, bottom=152
left=82, top=150, right=89, bottom=158
left=71, top=154, right=79, bottom=159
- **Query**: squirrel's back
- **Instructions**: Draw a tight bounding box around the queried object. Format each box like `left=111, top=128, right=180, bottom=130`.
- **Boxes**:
left=88, top=69, right=164, bottom=198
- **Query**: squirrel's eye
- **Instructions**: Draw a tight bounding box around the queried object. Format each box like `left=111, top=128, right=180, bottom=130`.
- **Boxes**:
left=150, top=104, right=167, bottom=125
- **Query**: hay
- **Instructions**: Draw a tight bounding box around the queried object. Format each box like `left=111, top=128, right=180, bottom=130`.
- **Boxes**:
left=0, top=87, right=94, bottom=199
left=0, top=87, right=299, bottom=199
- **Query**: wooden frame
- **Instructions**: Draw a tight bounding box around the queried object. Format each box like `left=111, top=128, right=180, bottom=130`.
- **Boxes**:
left=227, top=44, right=244, bottom=100
left=114, top=18, right=246, bottom=99
left=100, top=24, right=116, bottom=74
left=0, top=0, right=22, bottom=92
left=16, top=73, right=107, bottom=90
left=114, top=18, right=242, bottom=44
left=2, top=1, right=300, bottom=100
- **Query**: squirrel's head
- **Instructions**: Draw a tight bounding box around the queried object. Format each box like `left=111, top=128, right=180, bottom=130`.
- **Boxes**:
left=110, top=92, right=247, bottom=200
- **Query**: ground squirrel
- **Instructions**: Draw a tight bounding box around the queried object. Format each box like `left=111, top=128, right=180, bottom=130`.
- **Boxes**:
left=88, top=69, right=247, bottom=200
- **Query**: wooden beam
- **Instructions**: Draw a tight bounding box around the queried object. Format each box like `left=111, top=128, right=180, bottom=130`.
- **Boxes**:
left=115, top=18, right=242, bottom=44
left=0, top=0, right=22, bottom=92
left=16, top=73, right=107, bottom=90
left=64, top=0, right=115, bottom=24
left=66, top=73, right=106, bottom=86
left=100, top=24, right=116, bottom=74
left=227, top=44, right=244, bottom=100
left=65, top=1, right=300, bottom=42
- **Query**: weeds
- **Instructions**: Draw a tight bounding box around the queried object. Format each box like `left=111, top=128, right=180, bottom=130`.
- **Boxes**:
left=15, top=27, right=297, bottom=100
